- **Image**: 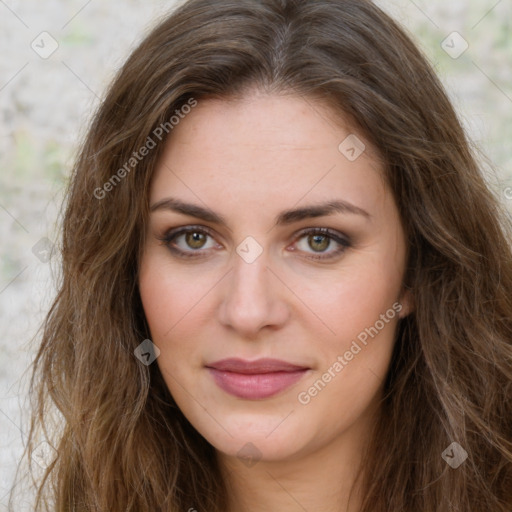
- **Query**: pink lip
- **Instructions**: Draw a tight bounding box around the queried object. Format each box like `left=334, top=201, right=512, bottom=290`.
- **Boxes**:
left=206, top=358, right=310, bottom=399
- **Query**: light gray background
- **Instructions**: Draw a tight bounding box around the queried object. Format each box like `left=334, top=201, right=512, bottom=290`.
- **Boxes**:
left=1, top=0, right=511, bottom=509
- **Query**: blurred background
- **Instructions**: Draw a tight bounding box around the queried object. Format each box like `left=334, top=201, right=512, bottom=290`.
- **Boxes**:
left=0, top=0, right=511, bottom=509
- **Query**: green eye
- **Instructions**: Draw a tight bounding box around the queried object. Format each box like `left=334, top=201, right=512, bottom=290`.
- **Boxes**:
left=293, top=228, right=351, bottom=260
left=157, top=225, right=351, bottom=261
left=158, top=226, right=217, bottom=258
left=307, top=233, right=330, bottom=252
left=183, top=231, right=208, bottom=249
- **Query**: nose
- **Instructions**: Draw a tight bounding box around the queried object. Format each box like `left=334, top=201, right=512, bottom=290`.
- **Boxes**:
left=217, top=249, right=290, bottom=338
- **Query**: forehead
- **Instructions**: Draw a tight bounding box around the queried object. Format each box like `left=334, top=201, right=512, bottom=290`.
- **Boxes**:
left=149, top=91, right=388, bottom=217
left=161, top=91, right=362, bottom=155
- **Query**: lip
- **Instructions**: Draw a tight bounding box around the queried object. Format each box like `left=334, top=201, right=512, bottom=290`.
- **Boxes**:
left=206, top=358, right=310, bottom=400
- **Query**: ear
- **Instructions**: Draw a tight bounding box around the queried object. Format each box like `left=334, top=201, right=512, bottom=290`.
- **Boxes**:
left=397, top=286, right=414, bottom=319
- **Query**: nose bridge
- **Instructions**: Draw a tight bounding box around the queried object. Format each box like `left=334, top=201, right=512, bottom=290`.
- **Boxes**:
left=235, top=246, right=267, bottom=287
left=229, top=248, right=271, bottom=311
left=218, top=244, right=288, bottom=334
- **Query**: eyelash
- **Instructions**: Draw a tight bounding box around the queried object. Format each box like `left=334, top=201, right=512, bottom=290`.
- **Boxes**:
left=156, top=225, right=351, bottom=261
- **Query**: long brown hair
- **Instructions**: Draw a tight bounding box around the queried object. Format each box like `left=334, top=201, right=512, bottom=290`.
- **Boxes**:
left=16, top=0, right=512, bottom=510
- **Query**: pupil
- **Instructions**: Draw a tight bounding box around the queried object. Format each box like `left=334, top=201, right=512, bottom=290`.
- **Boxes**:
left=187, top=232, right=205, bottom=248
left=310, top=234, right=329, bottom=252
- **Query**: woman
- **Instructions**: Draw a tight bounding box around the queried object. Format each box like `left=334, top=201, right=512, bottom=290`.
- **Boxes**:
left=21, top=0, right=512, bottom=510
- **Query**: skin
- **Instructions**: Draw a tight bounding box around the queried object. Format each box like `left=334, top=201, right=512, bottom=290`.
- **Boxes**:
left=138, top=89, right=414, bottom=512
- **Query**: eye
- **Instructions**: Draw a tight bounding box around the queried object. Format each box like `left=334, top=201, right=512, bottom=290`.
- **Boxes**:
left=156, top=225, right=220, bottom=259
left=290, top=227, right=351, bottom=261
left=157, top=225, right=351, bottom=261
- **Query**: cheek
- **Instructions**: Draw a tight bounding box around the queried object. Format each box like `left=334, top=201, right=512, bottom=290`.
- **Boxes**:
left=138, top=252, right=214, bottom=340
left=295, top=262, right=402, bottom=428
left=294, top=243, right=405, bottom=407
left=139, top=261, right=196, bottom=387
left=302, top=252, right=404, bottom=346
left=138, top=263, right=173, bottom=339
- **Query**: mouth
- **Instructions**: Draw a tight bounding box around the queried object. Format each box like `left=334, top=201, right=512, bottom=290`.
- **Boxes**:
left=205, top=358, right=310, bottom=400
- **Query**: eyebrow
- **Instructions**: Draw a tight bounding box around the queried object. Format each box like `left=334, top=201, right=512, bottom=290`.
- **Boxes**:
left=149, top=197, right=371, bottom=226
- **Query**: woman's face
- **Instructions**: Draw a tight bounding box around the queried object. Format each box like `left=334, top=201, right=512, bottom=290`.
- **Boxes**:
left=139, top=90, right=413, bottom=464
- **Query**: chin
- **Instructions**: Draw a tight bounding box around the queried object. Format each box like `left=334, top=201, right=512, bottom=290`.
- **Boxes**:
left=187, top=409, right=313, bottom=463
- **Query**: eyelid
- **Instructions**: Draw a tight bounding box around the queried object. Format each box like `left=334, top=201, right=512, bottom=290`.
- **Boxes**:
left=292, top=226, right=350, bottom=245
left=289, top=227, right=351, bottom=260
left=156, top=224, right=351, bottom=260
left=156, top=224, right=220, bottom=256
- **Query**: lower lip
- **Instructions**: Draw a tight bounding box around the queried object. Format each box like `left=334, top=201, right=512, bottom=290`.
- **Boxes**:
left=207, top=368, right=309, bottom=399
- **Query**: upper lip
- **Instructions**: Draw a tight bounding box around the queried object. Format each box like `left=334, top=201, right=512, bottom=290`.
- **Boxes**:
left=206, top=358, right=309, bottom=374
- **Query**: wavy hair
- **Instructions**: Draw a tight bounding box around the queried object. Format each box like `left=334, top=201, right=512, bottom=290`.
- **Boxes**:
left=15, top=0, right=512, bottom=510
